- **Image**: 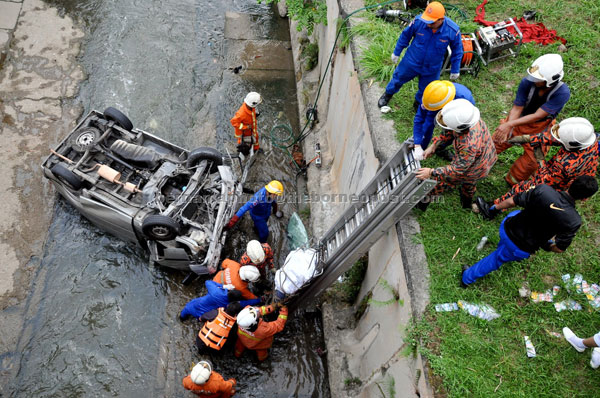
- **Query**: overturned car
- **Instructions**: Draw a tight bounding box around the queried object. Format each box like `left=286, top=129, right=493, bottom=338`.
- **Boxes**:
left=42, top=107, right=241, bottom=275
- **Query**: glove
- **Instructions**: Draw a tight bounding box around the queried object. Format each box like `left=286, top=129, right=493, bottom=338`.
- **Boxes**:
left=391, top=53, right=399, bottom=64
left=225, top=215, right=239, bottom=230
left=449, top=73, right=460, bottom=80
left=223, top=284, right=236, bottom=290
left=413, top=145, right=424, bottom=161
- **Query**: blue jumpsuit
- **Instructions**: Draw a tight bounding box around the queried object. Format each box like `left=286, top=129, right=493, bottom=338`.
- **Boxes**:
left=413, top=83, right=475, bottom=148
left=235, top=187, right=276, bottom=243
left=180, top=280, right=260, bottom=320
left=386, top=17, right=463, bottom=103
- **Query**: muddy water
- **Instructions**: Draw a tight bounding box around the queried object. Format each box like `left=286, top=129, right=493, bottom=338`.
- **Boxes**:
left=7, top=0, right=328, bottom=396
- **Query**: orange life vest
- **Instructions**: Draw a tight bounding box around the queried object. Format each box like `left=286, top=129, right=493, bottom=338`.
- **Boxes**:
left=198, top=308, right=236, bottom=350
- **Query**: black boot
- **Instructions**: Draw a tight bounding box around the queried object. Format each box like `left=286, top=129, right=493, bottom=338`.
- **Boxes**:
left=415, top=198, right=430, bottom=212
left=475, top=197, right=499, bottom=220
left=378, top=92, right=393, bottom=108
left=460, top=265, right=470, bottom=288
left=460, top=193, right=473, bottom=209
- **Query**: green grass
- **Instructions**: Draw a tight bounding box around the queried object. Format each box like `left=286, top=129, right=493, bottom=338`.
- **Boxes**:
left=353, top=1, right=600, bottom=397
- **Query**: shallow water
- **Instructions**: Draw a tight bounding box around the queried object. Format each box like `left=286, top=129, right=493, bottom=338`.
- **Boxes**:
left=7, top=0, right=328, bottom=396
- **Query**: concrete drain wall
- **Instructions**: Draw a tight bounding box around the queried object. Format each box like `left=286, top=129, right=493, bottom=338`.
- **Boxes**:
left=285, top=0, right=434, bottom=396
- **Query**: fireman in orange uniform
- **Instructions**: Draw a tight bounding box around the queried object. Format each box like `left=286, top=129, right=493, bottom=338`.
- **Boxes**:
left=197, top=302, right=242, bottom=353
left=492, top=54, right=570, bottom=185
left=213, top=259, right=260, bottom=300
left=182, top=361, right=236, bottom=397
left=234, top=304, right=288, bottom=362
left=238, top=240, right=275, bottom=279
left=230, top=92, right=262, bottom=151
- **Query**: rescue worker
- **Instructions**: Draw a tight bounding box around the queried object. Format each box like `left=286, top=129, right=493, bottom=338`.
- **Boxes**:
left=182, top=360, right=236, bottom=397
left=563, top=327, right=600, bottom=369
left=378, top=2, right=463, bottom=109
left=492, top=53, right=571, bottom=185
left=239, top=240, right=275, bottom=278
left=196, top=301, right=242, bottom=353
left=477, top=117, right=599, bottom=219
left=415, top=99, right=496, bottom=210
left=413, top=80, right=475, bottom=160
left=234, top=304, right=288, bottom=361
left=225, top=180, right=283, bottom=243
left=213, top=259, right=260, bottom=300
left=179, top=280, right=260, bottom=321
left=461, top=176, right=598, bottom=287
left=231, top=92, right=262, bottom=152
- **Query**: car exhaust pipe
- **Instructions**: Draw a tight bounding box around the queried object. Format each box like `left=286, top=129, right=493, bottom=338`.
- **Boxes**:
left=97, top=165, right=122, bottom=182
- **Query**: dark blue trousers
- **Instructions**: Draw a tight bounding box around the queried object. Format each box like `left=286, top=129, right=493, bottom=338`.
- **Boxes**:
left=385, top=59, right=441, bottom=103
left=462, top=211, right=531, bottom=285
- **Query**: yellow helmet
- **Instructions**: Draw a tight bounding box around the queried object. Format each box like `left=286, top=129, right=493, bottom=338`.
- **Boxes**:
left=265, top=180, right=284, bottom=195
left=422, top=80, right=456, bottom=111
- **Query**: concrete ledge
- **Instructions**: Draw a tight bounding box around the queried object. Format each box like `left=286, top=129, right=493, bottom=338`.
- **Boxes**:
left=0, top=1, right=21, bottom=30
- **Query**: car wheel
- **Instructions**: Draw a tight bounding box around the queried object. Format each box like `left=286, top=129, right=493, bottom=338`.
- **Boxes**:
left=142, top=215, right=181, bottom=241
left=186, top=147, right=223, bottom=173
left=50, top=162, right=84, bottom=190
left=69, top=126, right=101, bottom=153
left=103, top=107, right=134, bottom=131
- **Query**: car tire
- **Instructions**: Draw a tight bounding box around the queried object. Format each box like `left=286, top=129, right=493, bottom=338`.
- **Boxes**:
left=50, top=162, right=84, bottom=190
left=103, top=107, right=134, bottom=131
left=142, top=215, right=181, bottom=241
left=69, top=126, right=101, bottom=153
left=186, top=147, right=223, bottom=173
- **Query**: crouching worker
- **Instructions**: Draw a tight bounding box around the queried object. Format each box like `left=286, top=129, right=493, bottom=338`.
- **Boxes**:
left=179, top=280, right=260, bottom=322
left=239, top=240, right=275, bottom=279
left=213, top=259, right=260, bottom=300
left=196, top=302, right=242, bottom=354
left=234, top=304, right=288, bottom=361
left=182, top=360, right=236, bottom=397
left=415, top=99, right=497, bottom=210
left=461, top=176, right=598, bottom=287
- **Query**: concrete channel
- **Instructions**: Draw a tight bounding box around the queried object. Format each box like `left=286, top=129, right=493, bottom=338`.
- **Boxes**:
left=0, top=0, right=434, bottom=396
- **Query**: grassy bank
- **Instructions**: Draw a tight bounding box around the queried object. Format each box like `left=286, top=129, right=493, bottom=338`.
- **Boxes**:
left=354, top=1, right=600, bottom=397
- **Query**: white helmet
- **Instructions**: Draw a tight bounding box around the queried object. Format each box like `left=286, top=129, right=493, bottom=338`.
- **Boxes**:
left=190, top=361, right=212, bottom=385
left=237, top=306, right=259, bottom=328
left=527, top=54, right=564, bottom=87
left=239, top=265, right=260, bottom=282
left=436, top=99, right=480, bottom=132
left=244, top=92, right=262, bottom=107
left=246, top=240, right=265, bottom=264
left=551, top=117, right=596, bottom=151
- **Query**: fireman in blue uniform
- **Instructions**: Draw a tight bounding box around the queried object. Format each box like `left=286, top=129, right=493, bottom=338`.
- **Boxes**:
left=378, top=2, right=463, bottom=110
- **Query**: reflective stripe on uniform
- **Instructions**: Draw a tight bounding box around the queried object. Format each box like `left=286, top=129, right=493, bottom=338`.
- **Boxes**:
left=238, top=329, right=261, bottom=341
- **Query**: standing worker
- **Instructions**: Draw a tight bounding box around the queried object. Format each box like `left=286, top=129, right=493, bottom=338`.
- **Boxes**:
left=226, top=180, right=283, bottom=243
left=461, top=176, right=598, bottom=287
left=231, top=92, right=262, bottom=153
left=492, top=54, right=570, bottom=185
left=378, top=2, right=463, bottom=110
left=182, top=360, right=236, bottom=397
left=415, top=99, right=496, bottom=210
left=413, top=80, right=475, bottom=160
left=239, top=240, right=275, bottom=279
left=477, top=117, right=598, bottom=219
left=213, top=259, right=261, bottom=300
left=234, top=304, right=288, bottom=361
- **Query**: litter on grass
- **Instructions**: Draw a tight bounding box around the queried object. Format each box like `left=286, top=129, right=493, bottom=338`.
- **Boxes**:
left=545, top=329, right=562, bottom=338
left=531, top=291, right=553, bottom=303
left=554, top=299, right=582, bottom=312
left=524, top=336, right=536, bottom=358
left=435, top=303, right=459, bottom=312
left=458, top=300, right=500, bottom=321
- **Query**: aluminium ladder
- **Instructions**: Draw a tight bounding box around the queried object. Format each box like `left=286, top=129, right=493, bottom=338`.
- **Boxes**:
left=289, top=140, right=437, bottom=309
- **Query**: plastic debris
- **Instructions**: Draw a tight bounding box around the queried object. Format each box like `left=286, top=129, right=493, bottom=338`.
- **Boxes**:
left=531, top=291, right=553, bottom=303
left=380, top=106, right=391, bottom=114
left=435, top=303, right=459, bottom=312
left=545, top=329, right=562, bottom=338
left=552, top=285, right=560, bottom=296
left=591, top=284, right=600, bottom=297
left=458, top=300, right=500, bottom=321
left=518, top=283, right=530, bottom=298
left=524, top=336, right=536, bottom=358
left=554, top=299, right=582, bottom=312
left=573, top=274, right=583, bottom=293
left=476, top=236, right=488, bottom=251
left=562, top=274, right=571, bottom=292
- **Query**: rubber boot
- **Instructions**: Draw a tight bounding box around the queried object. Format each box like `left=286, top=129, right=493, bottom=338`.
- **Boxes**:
left=378, top=92, right=393, bottom=108
left=460, top=193, right=472, bottom=209
left=475, top=197, right=499, bottom=220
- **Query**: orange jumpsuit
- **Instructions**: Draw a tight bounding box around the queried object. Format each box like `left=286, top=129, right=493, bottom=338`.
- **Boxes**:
left=182, top=372, right=236, bottom=398
left=235, top=306, right=288, bottom=361
left=213, top=259, right=257, bottom=300
left=239, top=242, right=274, bottom=278
left=230, top=103, right=259, bottom=151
